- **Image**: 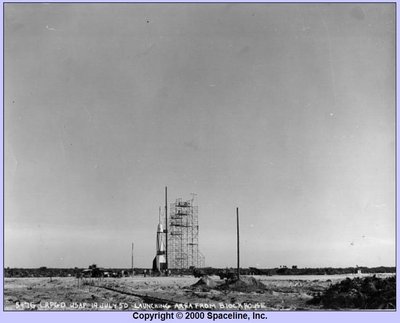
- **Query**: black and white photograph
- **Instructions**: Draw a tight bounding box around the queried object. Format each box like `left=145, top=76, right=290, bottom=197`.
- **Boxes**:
left=3, top=1, right=396, bottom=313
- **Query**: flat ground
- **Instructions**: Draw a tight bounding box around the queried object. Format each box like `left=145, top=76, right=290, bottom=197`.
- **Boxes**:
left=4, top=273, right=394, bottom=311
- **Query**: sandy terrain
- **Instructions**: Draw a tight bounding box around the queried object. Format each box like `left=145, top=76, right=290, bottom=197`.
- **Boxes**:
left=4, top=273, right=394, bottom=311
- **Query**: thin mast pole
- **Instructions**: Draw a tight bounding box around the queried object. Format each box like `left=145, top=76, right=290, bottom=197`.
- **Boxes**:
left=236, top=207, right=240, bottom=279
left=131, top=242, right=134, bottom=276
left=165, top=186, right=168, bottom=269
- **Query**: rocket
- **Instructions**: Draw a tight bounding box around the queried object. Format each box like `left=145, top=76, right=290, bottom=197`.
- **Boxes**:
left=152, top=211, right=167, bottom=272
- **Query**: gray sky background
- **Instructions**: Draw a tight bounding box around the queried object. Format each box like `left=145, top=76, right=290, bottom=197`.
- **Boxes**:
left=5, top=3, right=395, bottom=268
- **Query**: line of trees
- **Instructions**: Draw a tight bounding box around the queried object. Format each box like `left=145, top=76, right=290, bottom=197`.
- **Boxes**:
left=4, top=266, right=395, bottom=278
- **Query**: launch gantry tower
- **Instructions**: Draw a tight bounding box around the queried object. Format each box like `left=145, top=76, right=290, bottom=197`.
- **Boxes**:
left=167, top=196, right=205, bottom=269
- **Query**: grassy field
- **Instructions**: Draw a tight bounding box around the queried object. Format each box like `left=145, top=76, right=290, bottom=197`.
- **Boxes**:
left=4, top=273, right=394, bottom=311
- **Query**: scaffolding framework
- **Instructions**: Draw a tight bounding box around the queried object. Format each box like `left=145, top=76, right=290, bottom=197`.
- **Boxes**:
left=167, top=197, right=205, bottom=269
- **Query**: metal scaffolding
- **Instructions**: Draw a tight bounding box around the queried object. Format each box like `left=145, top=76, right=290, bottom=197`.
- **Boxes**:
left=167, top=196, right=205, bottom=269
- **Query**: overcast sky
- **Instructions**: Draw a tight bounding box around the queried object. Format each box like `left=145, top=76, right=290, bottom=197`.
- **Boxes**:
left=5, top=3, right=395, bottom=269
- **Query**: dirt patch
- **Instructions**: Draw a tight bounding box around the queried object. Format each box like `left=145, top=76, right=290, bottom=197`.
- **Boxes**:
left=191, top=276, right=218, bottom=289
left=217, top=277, right=267, bottom=293
left=5, top=274, right=394, bottom=311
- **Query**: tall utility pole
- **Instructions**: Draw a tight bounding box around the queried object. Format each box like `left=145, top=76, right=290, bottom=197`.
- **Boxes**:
left=165, top=186, right=168, bottom=269
left=131, top=242, right=134, bottom=276
left=236, top=207, right=240, bottom=279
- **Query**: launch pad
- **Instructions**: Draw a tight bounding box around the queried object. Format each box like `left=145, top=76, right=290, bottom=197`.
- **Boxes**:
left=153, top=190, right=205, bottom=271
